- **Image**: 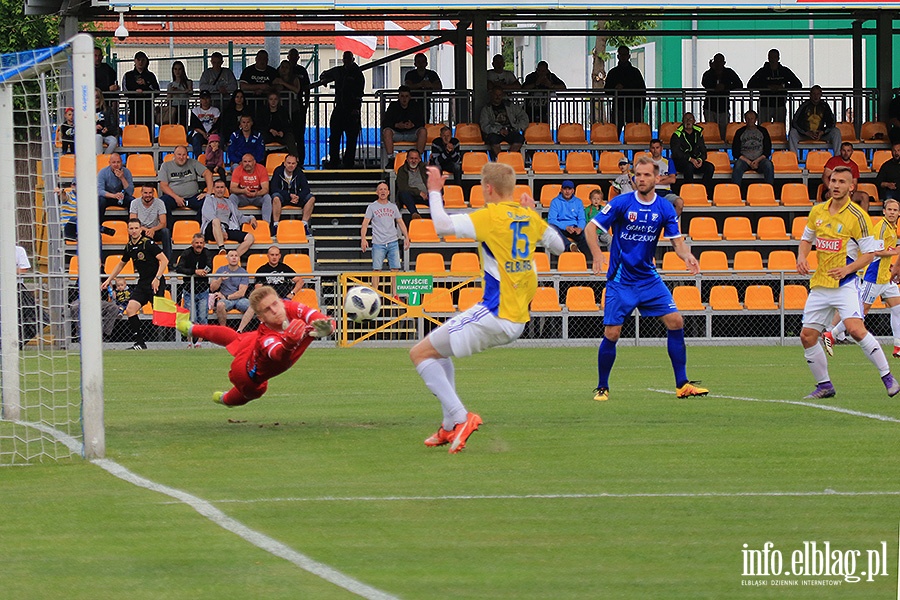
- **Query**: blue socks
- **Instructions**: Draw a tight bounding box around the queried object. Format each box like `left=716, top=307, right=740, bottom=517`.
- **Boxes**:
left=667, top=328, right=688, bottom=388
left=597, top=337, right=618, bottom=389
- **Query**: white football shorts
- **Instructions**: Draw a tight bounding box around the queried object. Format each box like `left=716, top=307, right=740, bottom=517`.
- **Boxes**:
left=428, top=303, right=525, bottom=358
left=859, top=280, right=900, bottom=306
left=802, top=282, right=865, bottom=331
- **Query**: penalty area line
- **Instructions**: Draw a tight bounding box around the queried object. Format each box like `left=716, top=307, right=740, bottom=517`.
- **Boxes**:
left=19, top=420, right=398, bottom=600
left=647, top=389, right=900, bottom=424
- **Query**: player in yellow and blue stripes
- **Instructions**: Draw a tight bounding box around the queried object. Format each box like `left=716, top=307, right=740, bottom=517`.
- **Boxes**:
left=410, top=163, right=566, bottom=454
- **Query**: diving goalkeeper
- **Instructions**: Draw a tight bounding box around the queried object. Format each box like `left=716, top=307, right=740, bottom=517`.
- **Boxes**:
left=177, top=285, right=334, bottom=406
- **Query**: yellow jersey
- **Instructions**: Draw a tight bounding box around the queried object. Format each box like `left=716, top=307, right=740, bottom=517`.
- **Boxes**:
left=863, top=217, right=897, bottom=285
left=468, top=201, right=549, bottom=323
left=805, top=199, right=874, bottom=289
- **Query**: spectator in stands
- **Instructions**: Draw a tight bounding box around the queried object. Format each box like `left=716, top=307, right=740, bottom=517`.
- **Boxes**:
left=888, top=92, right=900, bottom=145
left=521, top=60, right=566, bottom=124
left=788, top=85, right=841, bottom=157
left=231, top=153, right=274, bottom=225
left=747, top=48, right=802, bottom=125
left=59, top=107, right=74, bottom=154
left=237, top=245, right=303, bottom=332
left=604, top=46, right=647, bottom=135
left=876, top=142, right=900, bottom=201
left=189, top=90, right=220, bottom=158
left=611, top=158, right=634, bottom=195
left=584, top=188, right=612, bottom=247
left=382, top=85, right=427, bottom=159
left=548, top=180, right=590, bottom=255
left=479, top=87, right=528, bottom=160
left=395, top=149, right=429, bottom=219
left=405, top=52, right=442, bottom=120
left=823, top=142, right=869, bottom=210
left=159, top=145, right=214, bottom=225
left=175, top=232, right=214, bottom=345
left=130, top=184, right=173, bottom=260
left=201, top=179, right=257, bottom=257
left=361, top=180, right=409, bottom=297
left=227, top=114, right=265, bottom=168
left=122, top=51, right=160, bottom=127
left=701, top=53, right=743, bottom=142
left=486, top=53, right=520, bottom=91
left=210, top=249, right=251, bottom=326
left=59, top=181, right=78, bottom=240
left=271, top=154, right=315, bottom=235
left=98, top=153, right=135, bottom=214
left=670, top=112, right=715, bottom=194
left=204, top=133, right=227, bottom=183
left=731, top=109, right=774, bottom=186
left=219, top=89, right=252, bottom=145
left=198, top=52, right=238, bottom=103
left=95, top=87, right=119, bottom=155
left=94, top=47, right=119, bottom=94
left=258, top=91, right=298, bottom=156
left=647, top=139, right=685, bottom=216
left=429, top=125, right=462, bottom=184
left=165, top=60, right=193, bottom=127
left=276, top=54, right=311, bottom=166
left=239, top=49, right=279, bottom=104
left=320, top=51, right=365, bottom=169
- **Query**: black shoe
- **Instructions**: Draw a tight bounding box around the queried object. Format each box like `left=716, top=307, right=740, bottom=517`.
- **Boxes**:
left=130, top=342, right=147, bottom=350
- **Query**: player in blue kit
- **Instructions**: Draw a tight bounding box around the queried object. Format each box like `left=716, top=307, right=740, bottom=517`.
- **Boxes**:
left=585, top=156, right=709, bottom=402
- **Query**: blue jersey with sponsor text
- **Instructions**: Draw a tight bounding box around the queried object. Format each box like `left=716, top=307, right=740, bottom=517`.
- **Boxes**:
left=590, top=191, right=682, bottom=285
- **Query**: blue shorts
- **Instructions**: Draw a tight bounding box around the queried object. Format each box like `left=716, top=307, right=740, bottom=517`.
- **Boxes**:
left=603, top=278, right=678, bottom=326
left=372, top=240, right=401, bottom=271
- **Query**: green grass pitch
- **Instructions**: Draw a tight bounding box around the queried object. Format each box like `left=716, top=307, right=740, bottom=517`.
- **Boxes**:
left=3, top=344, right=900, bottom=599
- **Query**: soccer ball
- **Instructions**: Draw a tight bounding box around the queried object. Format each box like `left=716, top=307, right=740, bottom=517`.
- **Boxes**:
left=344, top=286, right=381, bottom=322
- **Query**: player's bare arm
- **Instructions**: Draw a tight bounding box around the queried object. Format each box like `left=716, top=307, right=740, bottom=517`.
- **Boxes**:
left=584, top=222, right=606, bottom=275
left=671, top=237, right=700, bottom=275
left=796, top=239, right=813, bottom=276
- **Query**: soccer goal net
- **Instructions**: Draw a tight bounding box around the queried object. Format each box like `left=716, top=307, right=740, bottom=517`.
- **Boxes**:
left=0, top=33, right=104, bottom=464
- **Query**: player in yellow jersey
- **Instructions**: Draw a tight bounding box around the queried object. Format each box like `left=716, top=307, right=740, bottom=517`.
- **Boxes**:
left=824, top=198, right=900, bottom=357
left=798, top=166, right=900, bottom=398
left=410, top=163, right=566, bottom=453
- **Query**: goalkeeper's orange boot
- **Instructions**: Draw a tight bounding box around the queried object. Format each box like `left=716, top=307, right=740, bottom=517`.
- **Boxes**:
left=448, top=412, right=483, bottom=454
left=676, top=381, right=709, bottom=398
left=423, top=426, right=455, bottom=447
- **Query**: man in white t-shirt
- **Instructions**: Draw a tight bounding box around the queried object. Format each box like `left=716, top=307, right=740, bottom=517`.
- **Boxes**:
left=648, top=138, right=684, bottom=216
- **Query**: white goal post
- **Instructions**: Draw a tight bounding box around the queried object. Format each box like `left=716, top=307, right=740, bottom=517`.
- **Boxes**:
left=0, top=33, right=104, bottom=462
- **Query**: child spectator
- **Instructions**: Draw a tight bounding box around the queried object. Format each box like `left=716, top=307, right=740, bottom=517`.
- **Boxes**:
left=429, top=126, right=462, bottom=184
left=612, top=158, right=634, bottom=195
left=59, top=107, right=75, bottom=154
left=204, top=133, right=227, bottom=183
left=584, top=188, right=612, bottom=247
left=111, top=277, right=133, bottom=315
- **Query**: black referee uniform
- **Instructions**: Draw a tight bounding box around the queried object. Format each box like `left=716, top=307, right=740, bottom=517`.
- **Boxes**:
left=122, top=235, right=166, bottom=348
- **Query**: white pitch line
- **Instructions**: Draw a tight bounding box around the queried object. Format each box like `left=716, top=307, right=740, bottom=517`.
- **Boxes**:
left=18, top=420, right=398, bottom=600
left=647, top=389, right=900, bottom=424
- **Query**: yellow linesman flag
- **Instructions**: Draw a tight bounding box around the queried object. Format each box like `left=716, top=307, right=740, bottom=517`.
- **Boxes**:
left=151, top=295, right=188, bottom=327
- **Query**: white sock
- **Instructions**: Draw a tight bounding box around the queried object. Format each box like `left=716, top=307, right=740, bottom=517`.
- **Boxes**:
left=416, top=358, right=467, bottom=429
left=890, top=305, right=900, bottom=347
left=857, top=332, right=890, bottom=376
left=832, top=320, right=846, bottom=340
left=438, top=357, right=455, bottom=389
left=804, top=344, right=830, bottom=384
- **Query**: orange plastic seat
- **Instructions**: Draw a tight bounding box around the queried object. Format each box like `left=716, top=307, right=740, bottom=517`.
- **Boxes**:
left=709, top=285, right=742, bottom=310
left=457, top=287, right=483, bottom=312
left=246, top=253, right=267, bottom=273
left=58, top=154, right=76, bottom=178
left=99, top=220, right=128, bottom=246
left=524, top=123, right=554, bottom=144
left=497, top=151, right=526, bottom=174
left=104, top=254, right=133, bottom=275
left=782, top=284, right=808, bottom=310
left=699, top=250, right=729, bottom=272
left=531, top=152, right=562, bottom=174
left=415, top=252, right=446, bottom=274
left=565, top=286, right=599, bottom=312
left=530, top=287, right=561, bottom=312
left=282, top=253, right=313, bottom=275
left=557, top=123, right=587, bottom=145
left=661, top=251, right=688, bottom=272
left=424, top=123, right=444, bottom=142
left=724, top=122, right=742, bottom=144
left=423, top=288, right=455, bottom=313
left=706, top=151, right=732, bottom=174
left=744, top=285, right=777, bottom=310
left=292, top=288, right=319, bottom=310
left=757, top=216, right=790, bottom=241
left=623, top=122, right=651, bottom=145
left=276, top=220, right=308, bottom=244
left=265, top=152, right=288, bottom=176
left=575, top=184, right=600, bottom=206
left=872, top=150, right=892, bottom=173
left=836, top=122, right=859, bottom=143
left=712, top=183, right=743, bottom=206
left=408, top=219, right=440, bottom=242
left=442, top=185, right=467, bottom=208
left=680, top=183, right=709, bottom=206
left=461, top=151, right=489, bottom=174
left=557, top=251, right=588, bottom=273
left=761, top=121, right=786, bottom=144
left=514, top=184, right=533, bottom=203
left=390, top=151, right=408, bottom=172
left=533, top=252, right=551, bottom=273
left=158, top=124, right=188, bottom=146
left=791, top=216, right=808, bottom=240
left=697, top=121, right=723, bottom=144
left=772, top=150, right=802, bottom=174
left=449, top=252, right=480, bottom=274
left=806, top=250, right=818, bottom=270
left=243, top=221, right=272, bottom=244
left=172, top=220, right=201, bottom=245
left=598, top=151, right=626, bottom=174
left=732, top=250, right=764, bottom=271
left=672, top=286, right=705, bottom=311
left=781, top=183, right=812, bottom=206
left=746, top=183, right=777, bottom=206
left=767, top=250, right=797, bottom=272
left=126, top=154, right=157, bottom=178
left=565, top=151, right=596, bottom=174
left=687, top=216, right=721, bottom=241
left=469, top=185, right=485, bottom=208
left=454, top=123, right=483, bottom=145
left=590, top=123, right=619, bottom=145
left=722, top=216, right=755, bottom=240
left=122, top=124, right=152, bottom=147
left=658, top=122, right=678, bottom=144
left=539, top=184, right=561, bottom=208
left=851, top=150, right=870, bottom=173
left=804, top=150, right=833, bottom=174
left=861, top=121, right=888, bottom=142
left=857, top=183, right=879, bottom=204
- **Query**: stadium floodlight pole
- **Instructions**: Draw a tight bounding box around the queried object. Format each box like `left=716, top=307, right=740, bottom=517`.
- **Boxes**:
left=0, top=68, right=20, bottom=421
left=71, top=33, right=105, bottom=459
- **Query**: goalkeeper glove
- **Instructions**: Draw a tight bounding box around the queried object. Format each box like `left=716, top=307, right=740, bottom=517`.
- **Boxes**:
left=309, top=317, right=335, bottom=339
left=282, top=319, right=310, bottom=350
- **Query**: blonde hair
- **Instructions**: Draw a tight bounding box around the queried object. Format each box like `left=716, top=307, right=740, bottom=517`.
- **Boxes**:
left=634, top=155, right=659, bottom=174
left=481, top=162, right=516, bottom=199
left=249, top=285, right=278, bottom=313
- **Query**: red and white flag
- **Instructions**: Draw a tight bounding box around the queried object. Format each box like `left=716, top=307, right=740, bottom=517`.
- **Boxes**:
left=439, top=20, right=473, bottom=55
left=334, top=23, right=377, bottom=59
left=385, top=21, right=423, bottom=51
